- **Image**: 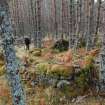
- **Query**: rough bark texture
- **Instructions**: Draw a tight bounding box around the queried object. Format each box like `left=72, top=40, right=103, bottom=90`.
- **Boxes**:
left=30, top=0, right=37, bottom=48
left=35, top=0, right=42, bottom=48
left=86, top=0, right=95, bottom=50
left=69, top=0, right=75, bottom=49
left=94, top=0, right=102, bottom=45
left=100, top=34, right=105, bottom=81
left=54, top=0, right=58, bottom=40
left=0, top=2, right=25, bottom=105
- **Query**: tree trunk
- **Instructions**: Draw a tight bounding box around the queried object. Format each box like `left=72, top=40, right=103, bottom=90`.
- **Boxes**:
left=69, top=0, right=75, bottom=49
left=100, top=34, right=105, bottom=81
left=99, top=34, right=105, bottom=91
left=94, top=0, right=102, bottom=46
left=54, top=0, right=58, bottom=40
left=36, top=0, right=42, bottom=48
left=86, top=0, right=95, bottom=50
left=0, top=2, right=26, bottom=105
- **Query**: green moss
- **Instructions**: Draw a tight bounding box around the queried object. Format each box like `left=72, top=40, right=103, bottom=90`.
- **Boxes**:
left=29, top=48, right=42, bottom=56
left=36, top=62, right=51, bottom=74
left=51, top=49, right=60, bottom=54
left=75, top=67, right=92, bottom=92
left=32, top=50, right=41, bottom=56
left=47, top=65, right=73, bottom=77
left=0, top=66, right=6, bottom=76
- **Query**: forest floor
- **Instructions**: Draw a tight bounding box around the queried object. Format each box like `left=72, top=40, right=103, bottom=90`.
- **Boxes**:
left=15, top=44, right=34, bottom=58
left=0, top=75, right=105, bottom=105
left=0, top=45, right=105, bottom=105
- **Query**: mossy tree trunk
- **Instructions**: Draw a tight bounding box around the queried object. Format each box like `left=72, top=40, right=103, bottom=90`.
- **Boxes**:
left=0, top=1, right=26, bottom=105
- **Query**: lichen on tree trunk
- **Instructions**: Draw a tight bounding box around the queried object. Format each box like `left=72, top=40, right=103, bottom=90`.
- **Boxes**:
left=0, top=2, right=26, bottom=105
left=100, top=34, right=105, bottom=81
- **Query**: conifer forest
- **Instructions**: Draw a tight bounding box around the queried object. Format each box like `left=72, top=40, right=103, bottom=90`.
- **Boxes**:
left=1, top=0, right=105, bottom=105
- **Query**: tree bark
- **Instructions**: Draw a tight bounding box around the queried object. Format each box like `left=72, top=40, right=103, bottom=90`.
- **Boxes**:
left=100, top=34, right=105, bottom=81
left=94, top=0, right=102, bottom=46
left=86, top=0, right=95, bottom=50
left=69, top=0, right=75, bottom=49
left=0, top=2, right=26, bottom=105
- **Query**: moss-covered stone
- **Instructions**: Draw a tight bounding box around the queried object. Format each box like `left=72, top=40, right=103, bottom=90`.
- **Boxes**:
left=47, top=64, right=74, bottom=77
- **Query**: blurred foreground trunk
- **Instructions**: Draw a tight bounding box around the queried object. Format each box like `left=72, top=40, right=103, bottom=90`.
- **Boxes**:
left=0, top=1, right=26, bottom=105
